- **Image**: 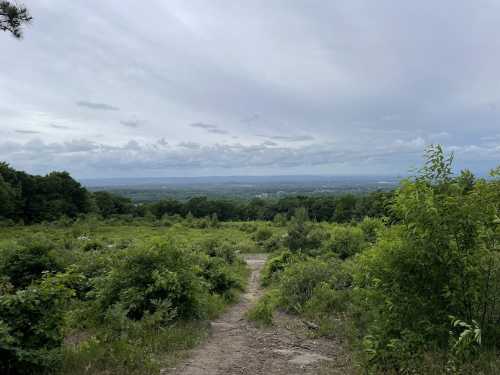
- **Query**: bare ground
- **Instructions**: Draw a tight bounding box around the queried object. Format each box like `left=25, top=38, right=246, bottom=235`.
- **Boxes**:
left=164, top=254, right=353, bottom=375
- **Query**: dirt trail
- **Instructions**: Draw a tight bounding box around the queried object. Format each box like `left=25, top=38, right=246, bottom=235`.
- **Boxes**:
left=165, top=254, right=352, bottom=375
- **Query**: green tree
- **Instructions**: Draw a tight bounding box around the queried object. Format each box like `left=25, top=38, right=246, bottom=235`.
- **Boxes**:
left=39, top=171, right=91, bottom=221
left=286, top=207, right=311, bottom=252
left=0, top=163, right=92, bottom=223
left=0, top=175, right=17, bottom=219
left=333, top=194, right=357, bottom=222
left=93, top=191, right=134, bottom=218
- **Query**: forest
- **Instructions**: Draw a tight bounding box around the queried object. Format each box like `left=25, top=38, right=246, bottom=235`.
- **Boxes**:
left=1, top=145, right=499, bottom=374
left=0, top=161, right=393, bottom=225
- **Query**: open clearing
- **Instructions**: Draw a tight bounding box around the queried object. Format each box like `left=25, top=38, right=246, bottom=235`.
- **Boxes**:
left=165, top=254, right=353, bottom=375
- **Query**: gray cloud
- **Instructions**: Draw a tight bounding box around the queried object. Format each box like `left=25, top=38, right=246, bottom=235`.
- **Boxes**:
left=241, top=113, right=261, bottom=124
left=120, top=120, right=142, bottom=128
left=262, top=140, right=278, bottom=146
left=481, top=134, right=500, bottom=141
left=189, top=122, right=218, bottom=130
left=178, top=141, right=201, bottom=149
left=207, top=128, right=229, bottom=135
left=1, top=1, right=500, bottom=176
left=189, top=122, right=229, bottom=135
left=49, top=124, right=71, bottom=130
left=1, top=136, right=498, bottom=178
left=15, top=130, right=41, bottom=134
left=67, top=139, right=101, bottom=151
left=258, top=134, right=314, bottom=142
left=76, top=101, right=119, bottom=111
left=157, top=138, right=168, bottom=146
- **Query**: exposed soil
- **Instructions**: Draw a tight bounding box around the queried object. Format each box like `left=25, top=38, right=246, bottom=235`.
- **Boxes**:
left=163, top=254, right=353, bottom=375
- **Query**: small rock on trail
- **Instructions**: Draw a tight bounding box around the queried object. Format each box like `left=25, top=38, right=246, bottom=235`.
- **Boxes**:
left=165, top=254, right=352, bottom=375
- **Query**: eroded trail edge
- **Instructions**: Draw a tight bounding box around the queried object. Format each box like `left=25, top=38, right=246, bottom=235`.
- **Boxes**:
left=166, top=254, right=351, bottom=375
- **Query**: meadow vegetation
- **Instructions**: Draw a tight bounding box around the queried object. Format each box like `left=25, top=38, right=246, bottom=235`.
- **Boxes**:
left=1, top=145, right=499, bottom=374
left=0, top=220, right=260, bottom=374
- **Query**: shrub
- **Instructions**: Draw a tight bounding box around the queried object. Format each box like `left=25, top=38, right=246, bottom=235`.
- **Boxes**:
left=261, top=233, right=285, bottom=253
left=285, top=207, right=311, bottom=252
left=239, top=222, right=257, bottom=233
left=253, top=227, right=273, bottom=242
left=0, top=235, right=63, bottom=289
left=57, top=215, right=73, bottom=228
left=80, top=239, right=104, bottom=252
left=261, top=250, right=296, bottom=286
left=197, top=238, right=237, bottom=264
left=304, top=259, right=353, bottom=317
left=273, top=213, right=287, bottom=227
left=305, top=227, right=330, bottom=255
left=278, top=258, right=333, bottom=313
left=351, top=146, right=500, bottom=370
left=359, top=216, right=385, bottom=243
left=209, top=213, right=220, bottom=228
left=324, top=225, right=365, bottom=259
left=200, top=257, right=241, bottom=297
left=0, top=273, right=75, bottom=374
left=92, top=242, right=206, bottom=321
left=160, top=214, right=182, bottom=228
left=246, top=291, right=278, bottom=326
left=285, top=208, right=329, bottom=254
left=234, top=240, right=260, bottom=254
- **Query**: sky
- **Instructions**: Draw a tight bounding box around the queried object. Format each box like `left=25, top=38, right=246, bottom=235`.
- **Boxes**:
left=1, top=0, right=499, bottom=178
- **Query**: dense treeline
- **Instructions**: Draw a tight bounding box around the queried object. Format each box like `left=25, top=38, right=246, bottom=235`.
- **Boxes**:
left=0, top=162, right=394, bottom=224
left=0, top=163, right=90, bottom=223
left=147, top=192, right=394, bottom=222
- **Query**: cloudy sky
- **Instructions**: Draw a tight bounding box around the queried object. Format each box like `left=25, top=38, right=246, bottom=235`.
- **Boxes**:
left=1, top=0, right=499, bottom=178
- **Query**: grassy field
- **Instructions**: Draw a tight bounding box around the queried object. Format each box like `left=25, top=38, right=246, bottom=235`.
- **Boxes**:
left=0, top=218, right=278, bottom=374
left=0, top=220, right=278, bottom=250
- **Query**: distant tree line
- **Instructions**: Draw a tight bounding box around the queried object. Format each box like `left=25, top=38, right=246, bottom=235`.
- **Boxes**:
left=0, top=162, right=394, bottom=224
left=146, top=192, right=394, bottom=222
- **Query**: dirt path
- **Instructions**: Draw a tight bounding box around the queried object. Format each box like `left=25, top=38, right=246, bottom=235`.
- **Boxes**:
left=165, top=254, right=352, bottom=375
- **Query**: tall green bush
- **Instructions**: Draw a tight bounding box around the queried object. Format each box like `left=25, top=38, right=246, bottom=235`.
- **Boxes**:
left=0, top=273, right=75, bottom=374
left=0, top=235, right=62, bottom=289
left=278, top=258, right=333, bottom=313
left=92, top=242, right=205, bottom=321
left=286, top=208, right=329, bottom=254
left=353, top=145, right=500, bottom=370
left=324, top=225, right=365, bottom=259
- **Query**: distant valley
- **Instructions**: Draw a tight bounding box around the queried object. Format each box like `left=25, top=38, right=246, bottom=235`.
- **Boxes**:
left=81, top=175, right=401, bottom=201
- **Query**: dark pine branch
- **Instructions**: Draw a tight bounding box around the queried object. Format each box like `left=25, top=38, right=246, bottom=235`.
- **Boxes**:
left=0, top=1, right=32, bottom=38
